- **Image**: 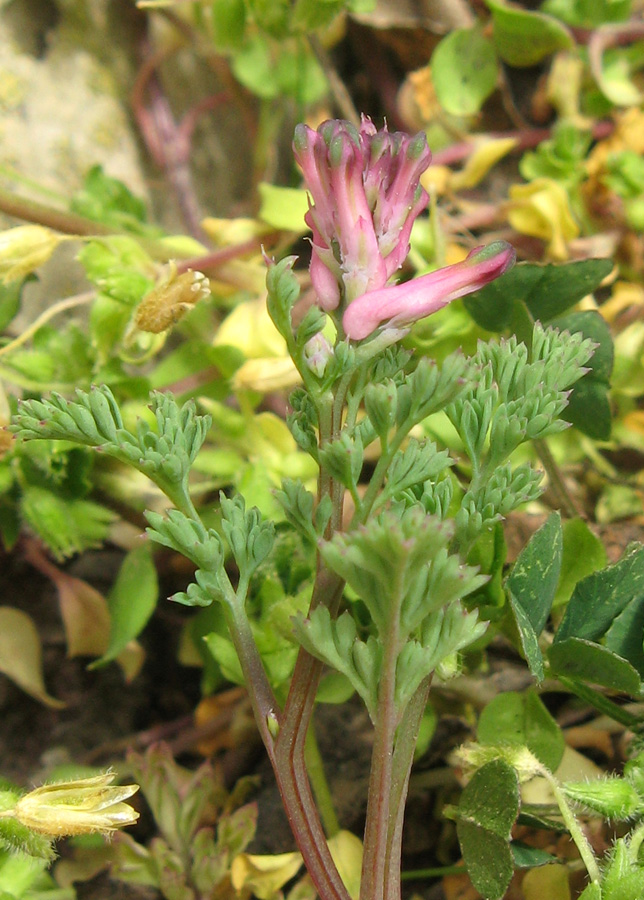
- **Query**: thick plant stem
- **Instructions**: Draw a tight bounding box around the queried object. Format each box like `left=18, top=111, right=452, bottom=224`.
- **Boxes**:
left=274, top=572, right=349, bottom=900
left=360, top=567, right=404, bottom=900
left=305, top=724, right=341, bottom=838
left=383, top=677, right=433, bottom=900
left=225, top=572, right=349, bottom=900
left=231, top=377, right=348, bottom=900
left=222, top=593, right=281, bottom=753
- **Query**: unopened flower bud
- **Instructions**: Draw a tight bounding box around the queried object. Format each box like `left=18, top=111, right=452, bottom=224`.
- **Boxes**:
left=562, top=778, right=643, bottom=820
left=0, top=226, right=62, bottom=283
left=364, top=381, right=397, bottom=439
left=303, top=332, right=333, bottom=378
left=134, top=263, right=210, bottom=333
left=455, top=743, right=544, bottom=783
left=11, top=773, right=139, bottom=837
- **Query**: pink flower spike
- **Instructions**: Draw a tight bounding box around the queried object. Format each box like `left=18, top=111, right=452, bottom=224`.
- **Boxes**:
left=343, top=242, right=516, bottom=341
left=310, top=247, right=342, bottom=310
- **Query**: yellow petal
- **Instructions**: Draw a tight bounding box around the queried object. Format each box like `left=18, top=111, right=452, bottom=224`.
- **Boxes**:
left=201, top=216, right=271, bottom=245
left=451, top=137, right=518, bottom=191
left=233, top=357, right=300, bottom=393
left=420, top=165, right=452, bottom=196
left=231, top=850, right=303, bottom=900
left=508, top=178, right=579, bottom=259
left=215, top=297, right=286, bottom=359
left=13, top=774, right=139, bottom=836
left=328, top=831, right=363, bottom=900
left=0, top=225, right=62, bottom=283
left=600, top=280, right=644, bottom=323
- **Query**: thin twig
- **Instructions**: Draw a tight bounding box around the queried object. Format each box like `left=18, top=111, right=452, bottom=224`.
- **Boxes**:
left=533, top=438, right=583, bottom=519
left=0, top=291, right=94, bottom=356
left=308, top=35, right=360, bottom=128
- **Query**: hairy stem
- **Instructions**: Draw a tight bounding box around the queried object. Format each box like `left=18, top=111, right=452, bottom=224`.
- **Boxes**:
left=544, top=770, right=601, bottom=884
left=0, top=186, right=192, bottom=261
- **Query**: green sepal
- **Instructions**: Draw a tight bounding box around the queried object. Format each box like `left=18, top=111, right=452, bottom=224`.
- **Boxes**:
left=602, top=839, right=644, bottom=900
left=0, top=800, right=56, bottom=860
left=562, top=778, right=642, bottom=820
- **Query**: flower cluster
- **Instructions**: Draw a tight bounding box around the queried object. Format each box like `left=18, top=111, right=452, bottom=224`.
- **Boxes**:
left=294, top=118, right=515, bottom=340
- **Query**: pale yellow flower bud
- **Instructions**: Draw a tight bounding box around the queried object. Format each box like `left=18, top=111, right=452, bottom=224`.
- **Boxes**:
left=232, top=357, right=300, bottom=392
left=11, top=773, right=139, bottom=837
left=0, top=226, right=63, bottom=283
left=455, top=743, right=544, bottom=783
left=134, top=263, right=210, bottom=333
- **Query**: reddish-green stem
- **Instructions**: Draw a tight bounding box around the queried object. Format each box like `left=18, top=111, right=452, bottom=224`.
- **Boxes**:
left=383, top=677, right=433, bottom=900
left=360, top=564, right=404, bottom=900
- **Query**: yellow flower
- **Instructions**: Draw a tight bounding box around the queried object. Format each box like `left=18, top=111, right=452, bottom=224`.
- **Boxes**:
left=0, top=225, right=63, bottom=283
left=10, top=773, right=139, bottom=837
left=134, top=263, right=210, bottom=333
left=507, top=178, right=579, bottom=260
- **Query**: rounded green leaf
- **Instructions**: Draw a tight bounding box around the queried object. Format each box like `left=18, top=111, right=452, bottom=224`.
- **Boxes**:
left=478, top=690, right=565, bottom=772
left=486, top=0, right=573, bottom=67
left=456, top=759, right=519, bottom=900
left=431, top=27, right=498, bottom=116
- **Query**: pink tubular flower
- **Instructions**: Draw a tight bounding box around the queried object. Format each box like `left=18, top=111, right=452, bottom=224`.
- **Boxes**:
left=293, top=118, right=432, bottom=309
left=342, top=243, right=516, bottom=341
left=293, top=118, right=516, bottom=341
